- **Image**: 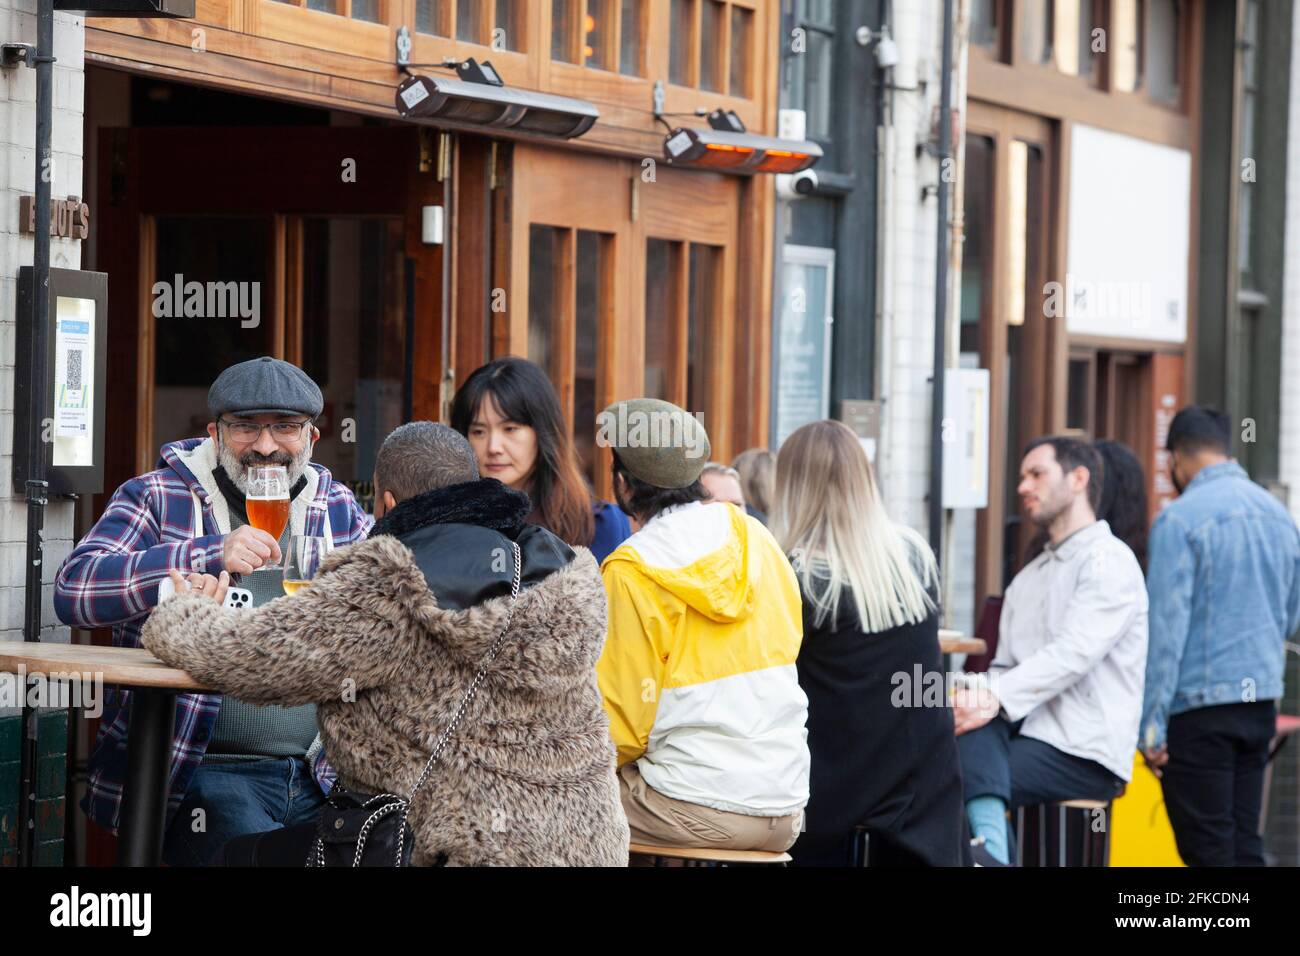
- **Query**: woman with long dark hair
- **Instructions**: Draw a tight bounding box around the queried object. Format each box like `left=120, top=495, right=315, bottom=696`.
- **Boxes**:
left=1094, top=439, right=1149, bottom=572
left=450, top=358, right=631, bottom=562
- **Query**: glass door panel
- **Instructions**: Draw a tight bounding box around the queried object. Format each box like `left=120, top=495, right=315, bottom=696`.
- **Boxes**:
left=299, top=216, right=408, bottom=512
left=152, top=215, right=274, bottom=448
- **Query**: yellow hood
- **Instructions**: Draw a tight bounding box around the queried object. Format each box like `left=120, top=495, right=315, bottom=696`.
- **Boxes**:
left=603, top=503, right=757, bottom=624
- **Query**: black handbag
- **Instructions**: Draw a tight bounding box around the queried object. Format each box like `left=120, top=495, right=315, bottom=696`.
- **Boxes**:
left=307, top=541, right=522, bottom=867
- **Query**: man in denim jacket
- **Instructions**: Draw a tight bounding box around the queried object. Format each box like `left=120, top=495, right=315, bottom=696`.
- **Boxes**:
left=1141, top=406, right=1300, bottom=866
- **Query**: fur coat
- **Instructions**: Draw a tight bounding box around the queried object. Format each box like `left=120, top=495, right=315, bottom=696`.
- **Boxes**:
left=141, top=480, right=630, bottom=866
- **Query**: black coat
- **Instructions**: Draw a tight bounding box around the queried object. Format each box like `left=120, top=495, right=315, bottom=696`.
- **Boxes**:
left=790, top=579, right=971, bottom=866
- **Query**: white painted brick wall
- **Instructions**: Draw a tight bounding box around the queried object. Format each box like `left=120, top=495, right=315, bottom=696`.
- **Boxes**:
left=877, top=0, right=946, bottom=538
left=0, top=2, right=85, bottom=656
left=1279, top=1, right=1300, bottom=519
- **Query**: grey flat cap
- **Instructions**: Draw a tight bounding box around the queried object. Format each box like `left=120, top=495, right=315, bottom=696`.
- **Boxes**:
left=598, top=398, right=711, bottom=489
left=208, top=357, right=324, bottom=420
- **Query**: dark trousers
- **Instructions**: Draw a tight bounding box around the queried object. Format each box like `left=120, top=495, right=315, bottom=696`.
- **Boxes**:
left=957, top=716, right=1124, bottom=807
left=1161, top=701, right=1276, bottom=867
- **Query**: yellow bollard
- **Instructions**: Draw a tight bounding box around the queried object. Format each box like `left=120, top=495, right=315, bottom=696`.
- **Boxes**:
left=1109, top=752, right=1185, bottom=866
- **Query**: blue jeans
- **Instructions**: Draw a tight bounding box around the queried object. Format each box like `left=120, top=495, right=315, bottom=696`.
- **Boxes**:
left=162, top=757, right=326, bottom=867
left=957, top=717, right=1124, bottom=807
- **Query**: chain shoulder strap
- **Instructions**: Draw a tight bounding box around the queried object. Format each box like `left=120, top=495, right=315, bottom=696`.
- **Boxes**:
left=407, top=539, right=522, bottom=802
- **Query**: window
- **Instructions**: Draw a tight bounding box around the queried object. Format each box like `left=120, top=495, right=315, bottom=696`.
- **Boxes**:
left=1113, top=0, right=1144, bottom=93
left=666, top=0, right=754, bottom=96
left=619, top=0, right=645, bottom=76
left=456, top=0, right=482, bottom=41
left=1019, top=0, right=1051, bottom=65
left=527, top=223, right=610, bottom=483
left=670, top=0, right=694, bottom=85
left=585, top=0, right=616, bottom=69
left=642, top=243, right=676, bottom=403
left=960, top=135, right=995, bottom=354
left=729, top=5, right=753, bottom=98
left=687, top=245, right=720, bottom=420
left=351, top=0, right=379, bottom=23
left=495, top=0, right=522, bottom=50
left=552, top=0, right=642, bottom=72
left=787, top=0, right=834, bottom=140
left=699, top=0, right=725, bottom=92
left=1054, top=0, right=1098, bottom=78
left=971, top=0, right=999, bottom=49
left=1239, top=0, right=1259, bottom=284
left=528, top=226, right=563, bottom=375
left=1146, top=0, right=1181, bottom=105
left=416, top=0, right=447, bottom=35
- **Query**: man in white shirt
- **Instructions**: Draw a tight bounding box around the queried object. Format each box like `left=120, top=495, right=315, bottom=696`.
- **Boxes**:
left=954, top=437, right=1148, bottom=865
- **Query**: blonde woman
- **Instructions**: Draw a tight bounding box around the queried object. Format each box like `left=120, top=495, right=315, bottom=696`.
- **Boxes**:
left=775, top=421, right=970, bottom=866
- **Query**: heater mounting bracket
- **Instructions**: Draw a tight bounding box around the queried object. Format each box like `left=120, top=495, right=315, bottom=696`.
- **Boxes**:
left=1, top=43, right=52, bottom=69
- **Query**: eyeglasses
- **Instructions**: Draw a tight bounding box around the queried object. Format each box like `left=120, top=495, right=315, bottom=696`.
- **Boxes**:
left=219, top=418, right=313, bottom=443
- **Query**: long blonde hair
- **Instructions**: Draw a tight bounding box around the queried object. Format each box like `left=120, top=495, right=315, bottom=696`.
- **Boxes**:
left=773, top=421, right=937, bottom=633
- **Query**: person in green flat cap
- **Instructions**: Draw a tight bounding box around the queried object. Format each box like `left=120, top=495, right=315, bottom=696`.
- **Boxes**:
left=594, top=398, right=810, bottom=854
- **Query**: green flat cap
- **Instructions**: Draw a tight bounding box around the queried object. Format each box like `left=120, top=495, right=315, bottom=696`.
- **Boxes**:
left=597, top=398, right=711, bottom=489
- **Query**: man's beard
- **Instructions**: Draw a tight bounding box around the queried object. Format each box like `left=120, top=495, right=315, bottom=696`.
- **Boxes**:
left=1171, top=467, right=1185, bottom=495
left=216, top=436, right=313, bottom=495
left=1028, top=485, right=1071, bottom=529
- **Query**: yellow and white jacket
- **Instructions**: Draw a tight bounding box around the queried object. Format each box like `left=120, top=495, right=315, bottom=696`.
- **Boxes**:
left=597, top=500, right=810, bottom=816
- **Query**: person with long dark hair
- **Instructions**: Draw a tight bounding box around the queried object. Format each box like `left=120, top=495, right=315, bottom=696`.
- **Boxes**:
left=1094, top=439, right=1149, bottom=572
left=451, top=357, right=631, bottom=562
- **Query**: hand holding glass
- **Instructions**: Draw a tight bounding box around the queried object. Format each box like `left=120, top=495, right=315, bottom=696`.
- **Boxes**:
left=283, top=535, right=331, bottom=595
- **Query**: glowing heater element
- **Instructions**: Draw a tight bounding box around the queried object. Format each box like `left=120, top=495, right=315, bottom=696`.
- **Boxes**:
left=662, top=126, right=823, bottom=175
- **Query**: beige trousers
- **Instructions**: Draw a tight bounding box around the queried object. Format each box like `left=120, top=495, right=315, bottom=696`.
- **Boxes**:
left=618, top=763, right=803, bottom=852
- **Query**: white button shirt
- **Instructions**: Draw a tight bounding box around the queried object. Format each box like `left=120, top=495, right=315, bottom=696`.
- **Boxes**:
left=989, top=520, right=1149, bottom=781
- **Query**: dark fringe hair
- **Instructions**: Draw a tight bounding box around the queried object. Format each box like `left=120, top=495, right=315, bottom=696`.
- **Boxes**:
left=450, top=357, right=595, bottom=548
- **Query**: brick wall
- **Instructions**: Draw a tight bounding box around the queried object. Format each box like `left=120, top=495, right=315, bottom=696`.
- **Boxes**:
left=0, top=0, right=85, bottom=868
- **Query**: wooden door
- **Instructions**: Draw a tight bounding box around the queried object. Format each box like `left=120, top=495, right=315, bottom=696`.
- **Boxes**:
left=964, top=102, right=1057, bottom=609
left=495, top=143, right=743, bottom=497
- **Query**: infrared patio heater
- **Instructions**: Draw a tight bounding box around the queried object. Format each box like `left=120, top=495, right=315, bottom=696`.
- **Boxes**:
left=659, top=107, right=823, bottom=175
left=394, top=56, right=599, bottom=140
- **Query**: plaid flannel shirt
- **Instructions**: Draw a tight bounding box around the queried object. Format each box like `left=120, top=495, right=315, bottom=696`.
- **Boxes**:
left=54, top=437, right=372, bottom=834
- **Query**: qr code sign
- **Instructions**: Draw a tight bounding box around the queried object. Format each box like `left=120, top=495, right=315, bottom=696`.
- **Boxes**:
left=66, top=348, right=83, bottom=390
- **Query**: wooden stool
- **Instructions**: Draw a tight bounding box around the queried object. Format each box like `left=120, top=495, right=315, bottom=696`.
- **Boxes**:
left=1015, top=799, right=1111, bottom=867
left=627, top=842, right=791, bottom=867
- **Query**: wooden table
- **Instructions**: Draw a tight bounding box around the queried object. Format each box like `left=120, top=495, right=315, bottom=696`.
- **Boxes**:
left=0, top=641, right=210, bottom=867
left=939, top=630, right=987, bottom=656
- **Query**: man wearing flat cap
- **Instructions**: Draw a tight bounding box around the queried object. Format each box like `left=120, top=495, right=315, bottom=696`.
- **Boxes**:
left=594, top=398, right=811, bottom=853
left=55, top=357, right=371, bottom=865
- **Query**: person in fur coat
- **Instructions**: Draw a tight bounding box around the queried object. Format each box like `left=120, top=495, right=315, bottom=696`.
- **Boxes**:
left=141, top=421, right=630, bottom=867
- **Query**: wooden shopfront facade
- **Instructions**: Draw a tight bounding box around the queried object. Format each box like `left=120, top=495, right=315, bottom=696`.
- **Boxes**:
left=958, top=0, right=1207, bottom=610
left=81, top=0, right=783, bottom=506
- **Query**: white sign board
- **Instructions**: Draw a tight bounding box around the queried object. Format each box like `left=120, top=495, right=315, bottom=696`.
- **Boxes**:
left=774, top=246, right=834, bottom=448
left=53, top=296, right=96, bottom=468
left=942, top=367, right=990, bottom=510
left=1065, top=125, right=1190, bottom=343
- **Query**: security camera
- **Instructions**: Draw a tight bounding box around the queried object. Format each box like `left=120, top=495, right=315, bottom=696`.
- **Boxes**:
left=776, top=169, right=819, bottom=200
left=876, top=35, right=900, bottom=69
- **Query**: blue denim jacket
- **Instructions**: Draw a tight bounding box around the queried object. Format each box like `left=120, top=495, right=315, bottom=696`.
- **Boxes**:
left=1141, top=461, right=1300, bottom=749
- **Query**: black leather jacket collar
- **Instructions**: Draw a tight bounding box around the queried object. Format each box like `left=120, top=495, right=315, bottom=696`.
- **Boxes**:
left=370, top=479, right=575, bottom=611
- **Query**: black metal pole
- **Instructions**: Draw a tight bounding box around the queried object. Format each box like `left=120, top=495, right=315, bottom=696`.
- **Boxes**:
left=928, top=0, right=955, bottom=562
left=16, top=0, right=56, bottom=868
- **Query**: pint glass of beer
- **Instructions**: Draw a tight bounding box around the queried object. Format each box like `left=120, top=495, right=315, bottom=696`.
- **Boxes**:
left=283, top=535, right=330, bottom=595
left=247, top=465, right=290, bottom=567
